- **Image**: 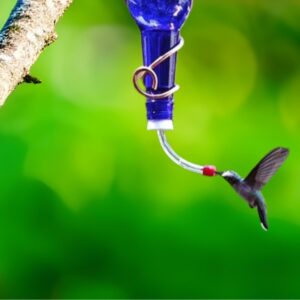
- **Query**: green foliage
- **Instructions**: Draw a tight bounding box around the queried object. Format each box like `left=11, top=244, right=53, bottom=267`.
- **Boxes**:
left=0, top=0, right=299, bottom=298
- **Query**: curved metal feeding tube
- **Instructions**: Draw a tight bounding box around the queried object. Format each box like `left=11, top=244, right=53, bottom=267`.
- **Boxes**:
left=157, top=130, right=218, bottom=176
left=157, top=129, right=204, bottom=174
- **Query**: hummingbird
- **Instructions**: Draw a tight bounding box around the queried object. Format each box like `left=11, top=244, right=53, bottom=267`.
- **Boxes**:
left=218, top=147, right=289, bottom=231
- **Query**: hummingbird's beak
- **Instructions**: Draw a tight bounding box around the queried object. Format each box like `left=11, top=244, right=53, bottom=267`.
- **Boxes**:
left=216, top=171, right=224, bottom=176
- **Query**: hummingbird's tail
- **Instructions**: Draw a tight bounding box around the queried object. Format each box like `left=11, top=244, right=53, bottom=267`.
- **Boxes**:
left=256, top=200, right=268, bottom=231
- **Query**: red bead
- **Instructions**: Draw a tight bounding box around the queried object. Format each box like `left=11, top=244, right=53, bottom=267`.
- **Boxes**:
left=203, top=165, right=217, bottom=177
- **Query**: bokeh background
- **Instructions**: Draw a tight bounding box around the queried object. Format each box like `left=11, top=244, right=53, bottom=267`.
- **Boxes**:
left=0, top=0, right=299, bottom=298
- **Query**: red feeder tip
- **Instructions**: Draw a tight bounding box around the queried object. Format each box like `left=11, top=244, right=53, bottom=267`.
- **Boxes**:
left=203, top=165, right=217, bottom=177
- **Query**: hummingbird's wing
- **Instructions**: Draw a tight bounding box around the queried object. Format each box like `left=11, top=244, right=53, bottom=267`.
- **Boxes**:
left=244, top=147, right=289, bottom=190
left=256, top=200, right=268, bottom=231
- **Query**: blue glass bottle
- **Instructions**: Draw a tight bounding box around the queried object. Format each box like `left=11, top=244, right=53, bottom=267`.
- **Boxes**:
left=126, top=0, right=193, bottom=130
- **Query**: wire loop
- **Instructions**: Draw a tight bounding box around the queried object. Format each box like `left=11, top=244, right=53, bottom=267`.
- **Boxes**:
left=133, top=38, right=184, bottom=100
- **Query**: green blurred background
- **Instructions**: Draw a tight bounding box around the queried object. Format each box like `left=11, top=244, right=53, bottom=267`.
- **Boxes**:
left=0, top=0, right=299, bottom=298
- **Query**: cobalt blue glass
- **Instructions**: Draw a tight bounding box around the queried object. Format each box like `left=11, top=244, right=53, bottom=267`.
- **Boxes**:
left=126, top=0, right=193, bottom=129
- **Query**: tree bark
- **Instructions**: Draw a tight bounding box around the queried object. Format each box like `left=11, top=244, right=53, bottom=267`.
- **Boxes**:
left=0, top=0, right=72, bottom=105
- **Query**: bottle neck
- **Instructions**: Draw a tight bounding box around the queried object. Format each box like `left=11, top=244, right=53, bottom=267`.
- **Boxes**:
left=140, top=30, right=179, bottom=129
left=141, top=30, right=179, bottom=93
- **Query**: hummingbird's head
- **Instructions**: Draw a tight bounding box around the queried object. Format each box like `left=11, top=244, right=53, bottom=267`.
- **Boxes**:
left=221, top=170, right=241, bottom=185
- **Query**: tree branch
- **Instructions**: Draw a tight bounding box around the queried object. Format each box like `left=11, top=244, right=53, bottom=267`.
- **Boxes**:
left=0, top=0, right=72, bottom=105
